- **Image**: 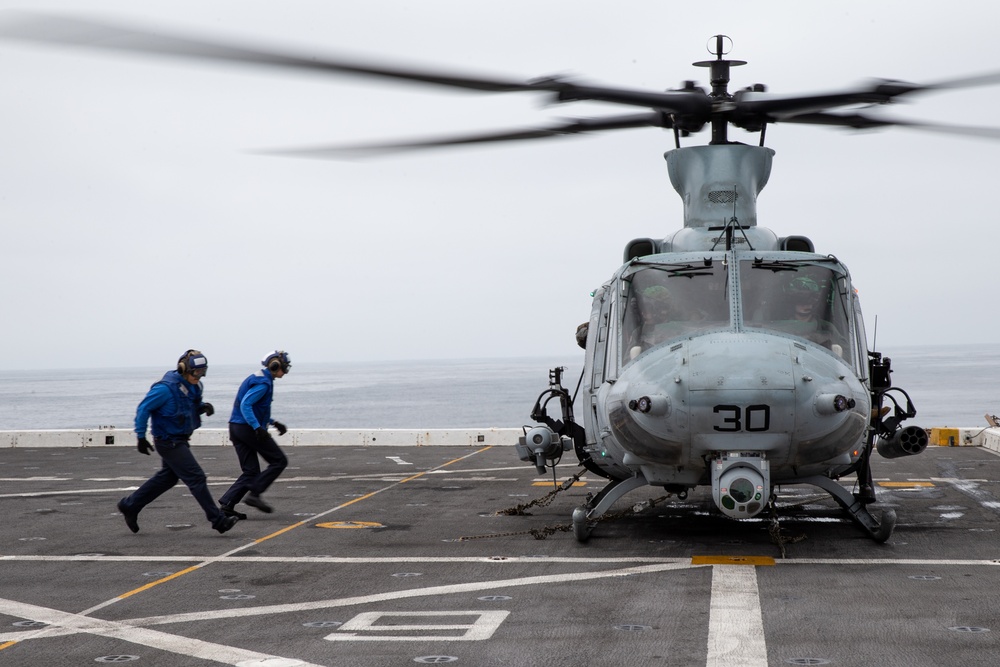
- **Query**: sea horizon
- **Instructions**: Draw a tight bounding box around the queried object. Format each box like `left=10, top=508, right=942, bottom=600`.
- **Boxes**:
left=1, top=345, right=997, bottom=431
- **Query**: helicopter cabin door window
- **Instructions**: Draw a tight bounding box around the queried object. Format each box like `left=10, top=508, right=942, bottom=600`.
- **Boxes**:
left=741, top=261, right=856, bottom=365
left=591, top=285, right=614, bottom=385
left=620, top=261, right=730, bottom=365
left=851, top=292, right=868, bottom=374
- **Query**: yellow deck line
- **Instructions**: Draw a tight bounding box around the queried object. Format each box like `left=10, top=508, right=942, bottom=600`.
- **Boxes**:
left=107, top=446, right=494, bottom=602
left=692, top=555, right=776, bottom=566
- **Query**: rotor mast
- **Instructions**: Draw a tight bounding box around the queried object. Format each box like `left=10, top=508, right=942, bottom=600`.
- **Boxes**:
left=693, top=35, right=746, bottom=145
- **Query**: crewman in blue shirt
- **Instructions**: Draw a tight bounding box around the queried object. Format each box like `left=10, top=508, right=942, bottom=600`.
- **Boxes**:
left=117, top=350, right=238, bottom=534
left=218, top=350, right=291, bottom=518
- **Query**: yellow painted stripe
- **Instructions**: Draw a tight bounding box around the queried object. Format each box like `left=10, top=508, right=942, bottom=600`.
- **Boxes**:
left=442, top=449, right=490, bottom=467
left=250, top=520, right=311, bottom=544
left=532, top=481, right=586, bottom=487
left=878, top=481, right=935, bottom=488
left=252, top=447, right=495, bottom=545
left=316, top=521, right=383, bottom=529
left=692, top=555, right=775, bottom=566
left=116, top=565, right=204, bottom=600
left=0, top=641, right=16, bottom=651
left=113, top=444, right=495, bottom=598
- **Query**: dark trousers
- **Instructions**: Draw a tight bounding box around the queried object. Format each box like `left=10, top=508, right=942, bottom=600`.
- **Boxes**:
left=219, top=422, right=288, bottom=507
left=121, top=438, right=224, bottom=526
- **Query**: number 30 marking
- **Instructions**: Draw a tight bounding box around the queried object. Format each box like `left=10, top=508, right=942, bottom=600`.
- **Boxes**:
left=713, top=405, right=771, bottom=432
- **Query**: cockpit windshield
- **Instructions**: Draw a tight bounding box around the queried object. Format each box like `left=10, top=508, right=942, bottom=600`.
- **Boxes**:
left=741, top=260, right=855, bottom=364
left=621, top=261, right=729, bottom=364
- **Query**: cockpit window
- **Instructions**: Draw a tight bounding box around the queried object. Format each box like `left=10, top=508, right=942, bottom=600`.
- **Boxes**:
left=741, top=261, right=855, bottom=364
left=620, top=262, right=729, bottom=364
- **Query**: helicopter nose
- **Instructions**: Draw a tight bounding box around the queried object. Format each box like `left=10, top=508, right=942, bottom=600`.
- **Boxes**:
left=685, top=337, right=797, bottom=454
left=612, top=333, right=868, bottom=469
left=686, top=335, right=867, bottom=464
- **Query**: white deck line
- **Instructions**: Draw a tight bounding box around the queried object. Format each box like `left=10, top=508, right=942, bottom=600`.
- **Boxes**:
left=706, top=565, right=768, bottom=667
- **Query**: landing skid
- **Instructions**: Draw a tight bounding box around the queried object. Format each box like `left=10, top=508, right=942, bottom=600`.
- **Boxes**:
left=793, top=474, right=896, bottom=543
left=571, top=471, right=896, bottom=544
left=572, top=472, right=648, bottom=542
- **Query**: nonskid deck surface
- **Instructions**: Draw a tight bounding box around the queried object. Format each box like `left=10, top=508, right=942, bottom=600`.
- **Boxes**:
left=2, top=444, right=999, bottom=666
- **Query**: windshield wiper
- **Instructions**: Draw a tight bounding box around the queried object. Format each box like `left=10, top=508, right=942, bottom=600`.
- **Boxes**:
left=750, top=257, right=839, bottom=272
left=629, top=260, right=716, bottom=278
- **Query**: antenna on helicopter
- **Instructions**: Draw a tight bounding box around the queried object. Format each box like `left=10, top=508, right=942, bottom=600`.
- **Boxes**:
left=709, top=187, right=754, bottom=251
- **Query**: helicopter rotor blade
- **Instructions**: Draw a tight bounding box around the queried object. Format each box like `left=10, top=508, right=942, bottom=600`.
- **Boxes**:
left=915, top=69, right=1000, bottom=92
left=737, top=70, right=1000, bottom=120
left=5, top=13, right=998, bottom=146
left=737, top=84, right=921, bottom=117
left=255, top=112, right=671, bottom=158
left=0, top=12, right=545, bottom=92
left=0, top=12, right=710, bottom=115
left=779, top=111, right=1000, bottom=139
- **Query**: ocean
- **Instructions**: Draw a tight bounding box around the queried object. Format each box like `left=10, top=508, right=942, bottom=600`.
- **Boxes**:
left=0, top=357, right=583, bottom=431
left=0, top=345, right=997, bottom=431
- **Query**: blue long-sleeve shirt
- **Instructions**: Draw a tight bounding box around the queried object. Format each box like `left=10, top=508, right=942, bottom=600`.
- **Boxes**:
left=236, top=383, right=270, bottom=430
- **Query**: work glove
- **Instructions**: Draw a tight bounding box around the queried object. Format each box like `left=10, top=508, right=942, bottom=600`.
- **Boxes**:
left=255, top=426, right=269, bottom=442
left=273, top=421, right=287, bottom=436
left=137, top=437, right=154, bottom=455
left=199, top=403, right=215, bottom=417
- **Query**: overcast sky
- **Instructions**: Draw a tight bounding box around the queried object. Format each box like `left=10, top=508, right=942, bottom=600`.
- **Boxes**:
left=0, top=1, right=997, bottom=371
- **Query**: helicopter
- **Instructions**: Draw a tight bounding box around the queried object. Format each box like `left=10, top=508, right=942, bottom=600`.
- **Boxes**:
left=3, top=17, right=999, bottom=543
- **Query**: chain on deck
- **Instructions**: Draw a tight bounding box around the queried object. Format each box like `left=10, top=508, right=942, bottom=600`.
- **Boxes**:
left=459, top=470, right=672, bottom=541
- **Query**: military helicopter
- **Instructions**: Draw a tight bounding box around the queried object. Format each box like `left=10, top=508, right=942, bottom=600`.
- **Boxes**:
left=4, top=17, right=998, bottom=543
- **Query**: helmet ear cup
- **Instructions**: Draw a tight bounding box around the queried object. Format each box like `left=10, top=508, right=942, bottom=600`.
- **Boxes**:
left=263, top=350, right=290, bottom=373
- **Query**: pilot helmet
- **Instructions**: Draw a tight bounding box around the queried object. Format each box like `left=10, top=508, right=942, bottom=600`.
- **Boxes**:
left=641, top=285, right=673, bottom=302
left=786, top=276, right=819, bottom=301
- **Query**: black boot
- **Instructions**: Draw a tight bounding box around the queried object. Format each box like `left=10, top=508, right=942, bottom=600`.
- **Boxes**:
left=221, top=504, right=248, bottom=520
left=214, top=515, right=239, bottom=534
left=244, top=493, right=273, bottom=514
left=117, top=498, right=140, bottom=533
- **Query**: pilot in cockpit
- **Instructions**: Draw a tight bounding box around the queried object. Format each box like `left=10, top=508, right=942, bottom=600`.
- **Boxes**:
left=626, top=285, right=687, bottom=359
left=778, top=276, right=825, bottom=326
left=776, top=276, right=845, bottom=355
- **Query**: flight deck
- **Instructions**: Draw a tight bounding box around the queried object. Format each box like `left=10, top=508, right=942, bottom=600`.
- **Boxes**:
left=2, top=442, right=1000, bottom=666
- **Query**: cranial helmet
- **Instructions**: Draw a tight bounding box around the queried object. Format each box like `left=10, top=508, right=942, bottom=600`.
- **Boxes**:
left=262, top=350, right=291, bottom=374
left=177, top=349, right=208, bottom=375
